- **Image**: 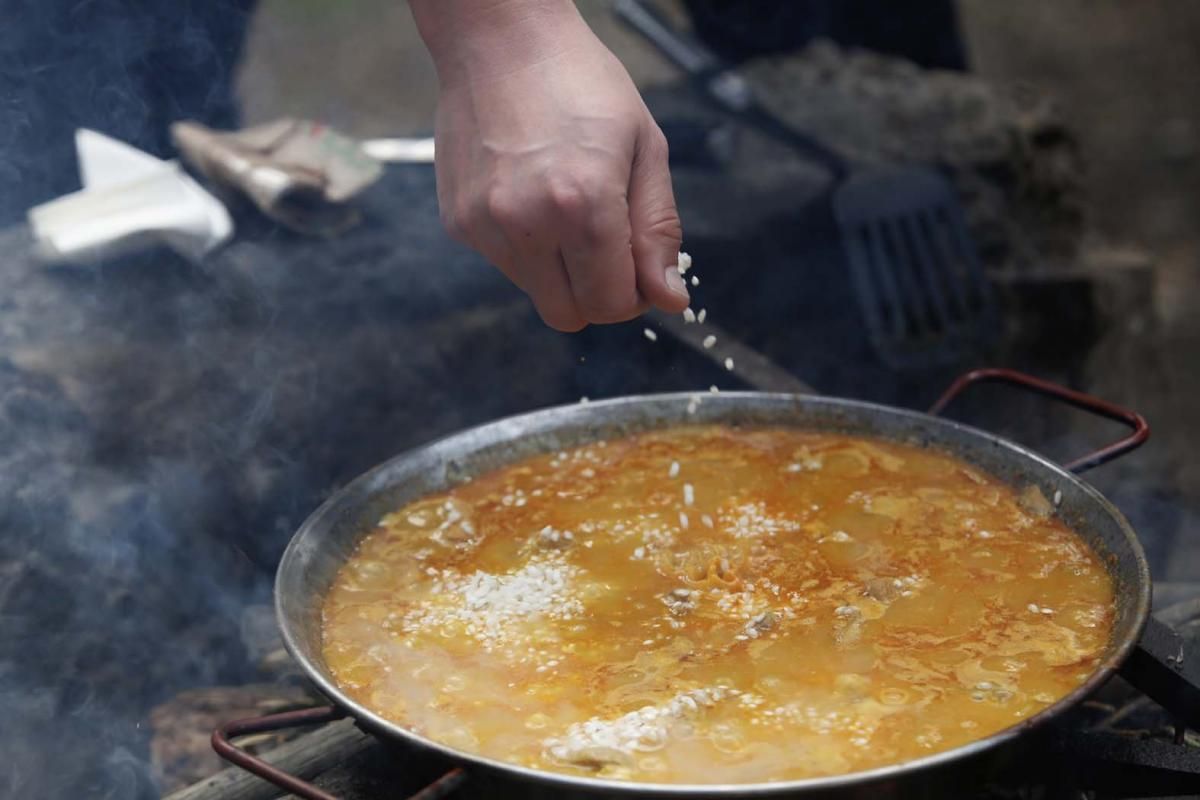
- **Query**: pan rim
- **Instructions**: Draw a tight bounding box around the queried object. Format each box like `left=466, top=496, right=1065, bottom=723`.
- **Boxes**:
left=275, top=391, right=1151, bottom=796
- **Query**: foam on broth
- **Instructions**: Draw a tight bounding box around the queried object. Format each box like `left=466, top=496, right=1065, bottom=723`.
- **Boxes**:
left=321, top=426, right=1115, bottom=784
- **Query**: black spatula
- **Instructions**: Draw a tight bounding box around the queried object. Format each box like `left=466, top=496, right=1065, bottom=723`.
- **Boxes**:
left=615, top=0, right=998, bottom=368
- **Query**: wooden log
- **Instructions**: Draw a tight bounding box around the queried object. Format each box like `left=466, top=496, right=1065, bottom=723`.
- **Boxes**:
left=164, top=719, right=373, bottom=800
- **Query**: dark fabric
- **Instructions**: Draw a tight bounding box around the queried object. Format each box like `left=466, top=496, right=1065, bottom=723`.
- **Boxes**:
left=684, top=0, right=967, bottom=70
left=0, top=0, right=255, bottom=223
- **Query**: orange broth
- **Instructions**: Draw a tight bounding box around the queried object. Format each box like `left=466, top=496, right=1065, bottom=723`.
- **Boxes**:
left=321, top=426, right=1115, bottom=784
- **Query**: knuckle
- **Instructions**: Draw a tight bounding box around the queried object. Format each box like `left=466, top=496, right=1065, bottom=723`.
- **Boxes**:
left=483, top=185, right=522, bottom=230
left=573, top=167, right=612, bottom=201
left=578, top=294, right=639, bottom=324
left=553, top=317, right=588, bottom=333
left=575, top=215, right=608, bottom=246
left=550, top=171, right=621, bottom=244
left=539, top=304, right=587, bottom=332
left=439, top=203, right=468, bottom=243
left=645, top=126, right=670, bottom=160
left=546, top=175, right=592, bottom=221
left=639, top=210, right=683, bottom=247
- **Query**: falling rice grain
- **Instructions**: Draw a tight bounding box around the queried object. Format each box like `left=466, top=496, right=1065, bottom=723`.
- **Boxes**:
left=677, top=251, right=693, bottom=273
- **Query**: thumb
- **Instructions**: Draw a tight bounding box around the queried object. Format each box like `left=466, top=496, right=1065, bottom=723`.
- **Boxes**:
left=628, top=123, right=689, bottom=314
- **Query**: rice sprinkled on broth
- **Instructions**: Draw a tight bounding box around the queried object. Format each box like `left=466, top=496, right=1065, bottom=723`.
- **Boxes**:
left=323, top=409, right=1116, bottom=784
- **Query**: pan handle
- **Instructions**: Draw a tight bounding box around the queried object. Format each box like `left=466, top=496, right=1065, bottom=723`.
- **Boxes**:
left=930, top=370, right=1200, bottom=729
left=929, top=368, right=1149, bottom=473
left=1121, top=616, right=1200, bottom=732
left=212, top=705, right=466, bottom=800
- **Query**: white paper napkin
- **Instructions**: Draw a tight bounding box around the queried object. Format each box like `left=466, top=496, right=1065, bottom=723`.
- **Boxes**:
left=28, top=129, right=233, bottom=264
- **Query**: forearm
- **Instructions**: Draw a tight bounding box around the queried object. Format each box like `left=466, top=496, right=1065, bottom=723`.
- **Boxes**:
left=409, top=0, right=587, bottom=87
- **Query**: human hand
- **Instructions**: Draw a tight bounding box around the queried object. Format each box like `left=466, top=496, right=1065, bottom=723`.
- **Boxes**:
left=411, top=0, right=690, bottom=330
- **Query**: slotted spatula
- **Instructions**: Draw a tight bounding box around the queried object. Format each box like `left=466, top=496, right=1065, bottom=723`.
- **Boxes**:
left=615, top=0, right=998, bottom=368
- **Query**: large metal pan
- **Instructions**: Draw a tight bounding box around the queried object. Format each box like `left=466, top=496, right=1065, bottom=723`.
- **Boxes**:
left=217, top=369, right=1199, bottom=799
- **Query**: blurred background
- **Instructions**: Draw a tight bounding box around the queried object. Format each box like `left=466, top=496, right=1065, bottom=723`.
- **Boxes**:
left=236, top=0, right=1200, bottom=328
left=2, top=1, right=1199, bottom=797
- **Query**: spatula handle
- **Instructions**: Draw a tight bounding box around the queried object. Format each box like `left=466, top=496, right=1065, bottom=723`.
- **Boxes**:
left=613, top=0, right=721, bottom=77
left=614, top=0, right=851, bottom=177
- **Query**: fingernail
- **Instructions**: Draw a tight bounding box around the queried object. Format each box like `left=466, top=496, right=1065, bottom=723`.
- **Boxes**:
left=663, top=265, right=690, bottom=299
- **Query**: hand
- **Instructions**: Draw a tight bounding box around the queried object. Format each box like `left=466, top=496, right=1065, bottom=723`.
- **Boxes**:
left=410, top=0, right=690, bottom=331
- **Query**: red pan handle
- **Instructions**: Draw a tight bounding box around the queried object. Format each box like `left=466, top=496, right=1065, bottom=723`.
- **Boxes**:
left=212, top=705, right=466, bottom=800
left=929, top=368, right=1149, bottom=474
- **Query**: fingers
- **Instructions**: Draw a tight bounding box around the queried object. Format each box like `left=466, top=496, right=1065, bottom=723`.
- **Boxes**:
left=628, top=124, right=689, bottom=314
left=514, top=247, right=588, bottom=332
left=553, top=172, right=645, bottom=324
left=470, top=169, right=648, bottom=330
left=478, top=185, right=588, bottom=333
left=436, top=119, right=684, bottom=330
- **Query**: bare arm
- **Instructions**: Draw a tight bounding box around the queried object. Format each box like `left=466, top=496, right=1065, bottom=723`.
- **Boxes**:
left=409, top=0, right=689, bottom=331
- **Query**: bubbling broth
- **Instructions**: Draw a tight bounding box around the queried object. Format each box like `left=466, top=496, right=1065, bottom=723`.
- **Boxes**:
left=321, top=426, right=1115, bottom=784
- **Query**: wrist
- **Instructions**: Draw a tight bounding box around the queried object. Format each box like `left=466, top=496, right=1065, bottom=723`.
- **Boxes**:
left=410, top=0, right=587, bottom=87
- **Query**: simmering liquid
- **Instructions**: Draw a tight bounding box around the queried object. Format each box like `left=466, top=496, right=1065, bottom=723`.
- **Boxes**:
left=321, top=426, right=1115, bottom=784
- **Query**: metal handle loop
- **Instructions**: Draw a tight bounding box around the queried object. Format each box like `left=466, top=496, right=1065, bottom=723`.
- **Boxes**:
left=929, top=368, right=1149, bottom=474
left=212, top=705, right=466, bottom=800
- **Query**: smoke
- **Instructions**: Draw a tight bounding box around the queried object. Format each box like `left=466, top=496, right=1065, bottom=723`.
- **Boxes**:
left=0, top=352, right=267, bottom=798
left=1, top=3, right=1195, bottom=797
left=0, top=194, right=747, bottom=796
left=0, top=0, right=252, bottom=224
left=0, top=151, right=671, bottom=797
left=0, top=1, right=263, bottom=794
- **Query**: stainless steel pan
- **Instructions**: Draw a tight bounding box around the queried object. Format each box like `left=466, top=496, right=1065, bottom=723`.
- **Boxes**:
left=218, top=369, right=1199, bottom=798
